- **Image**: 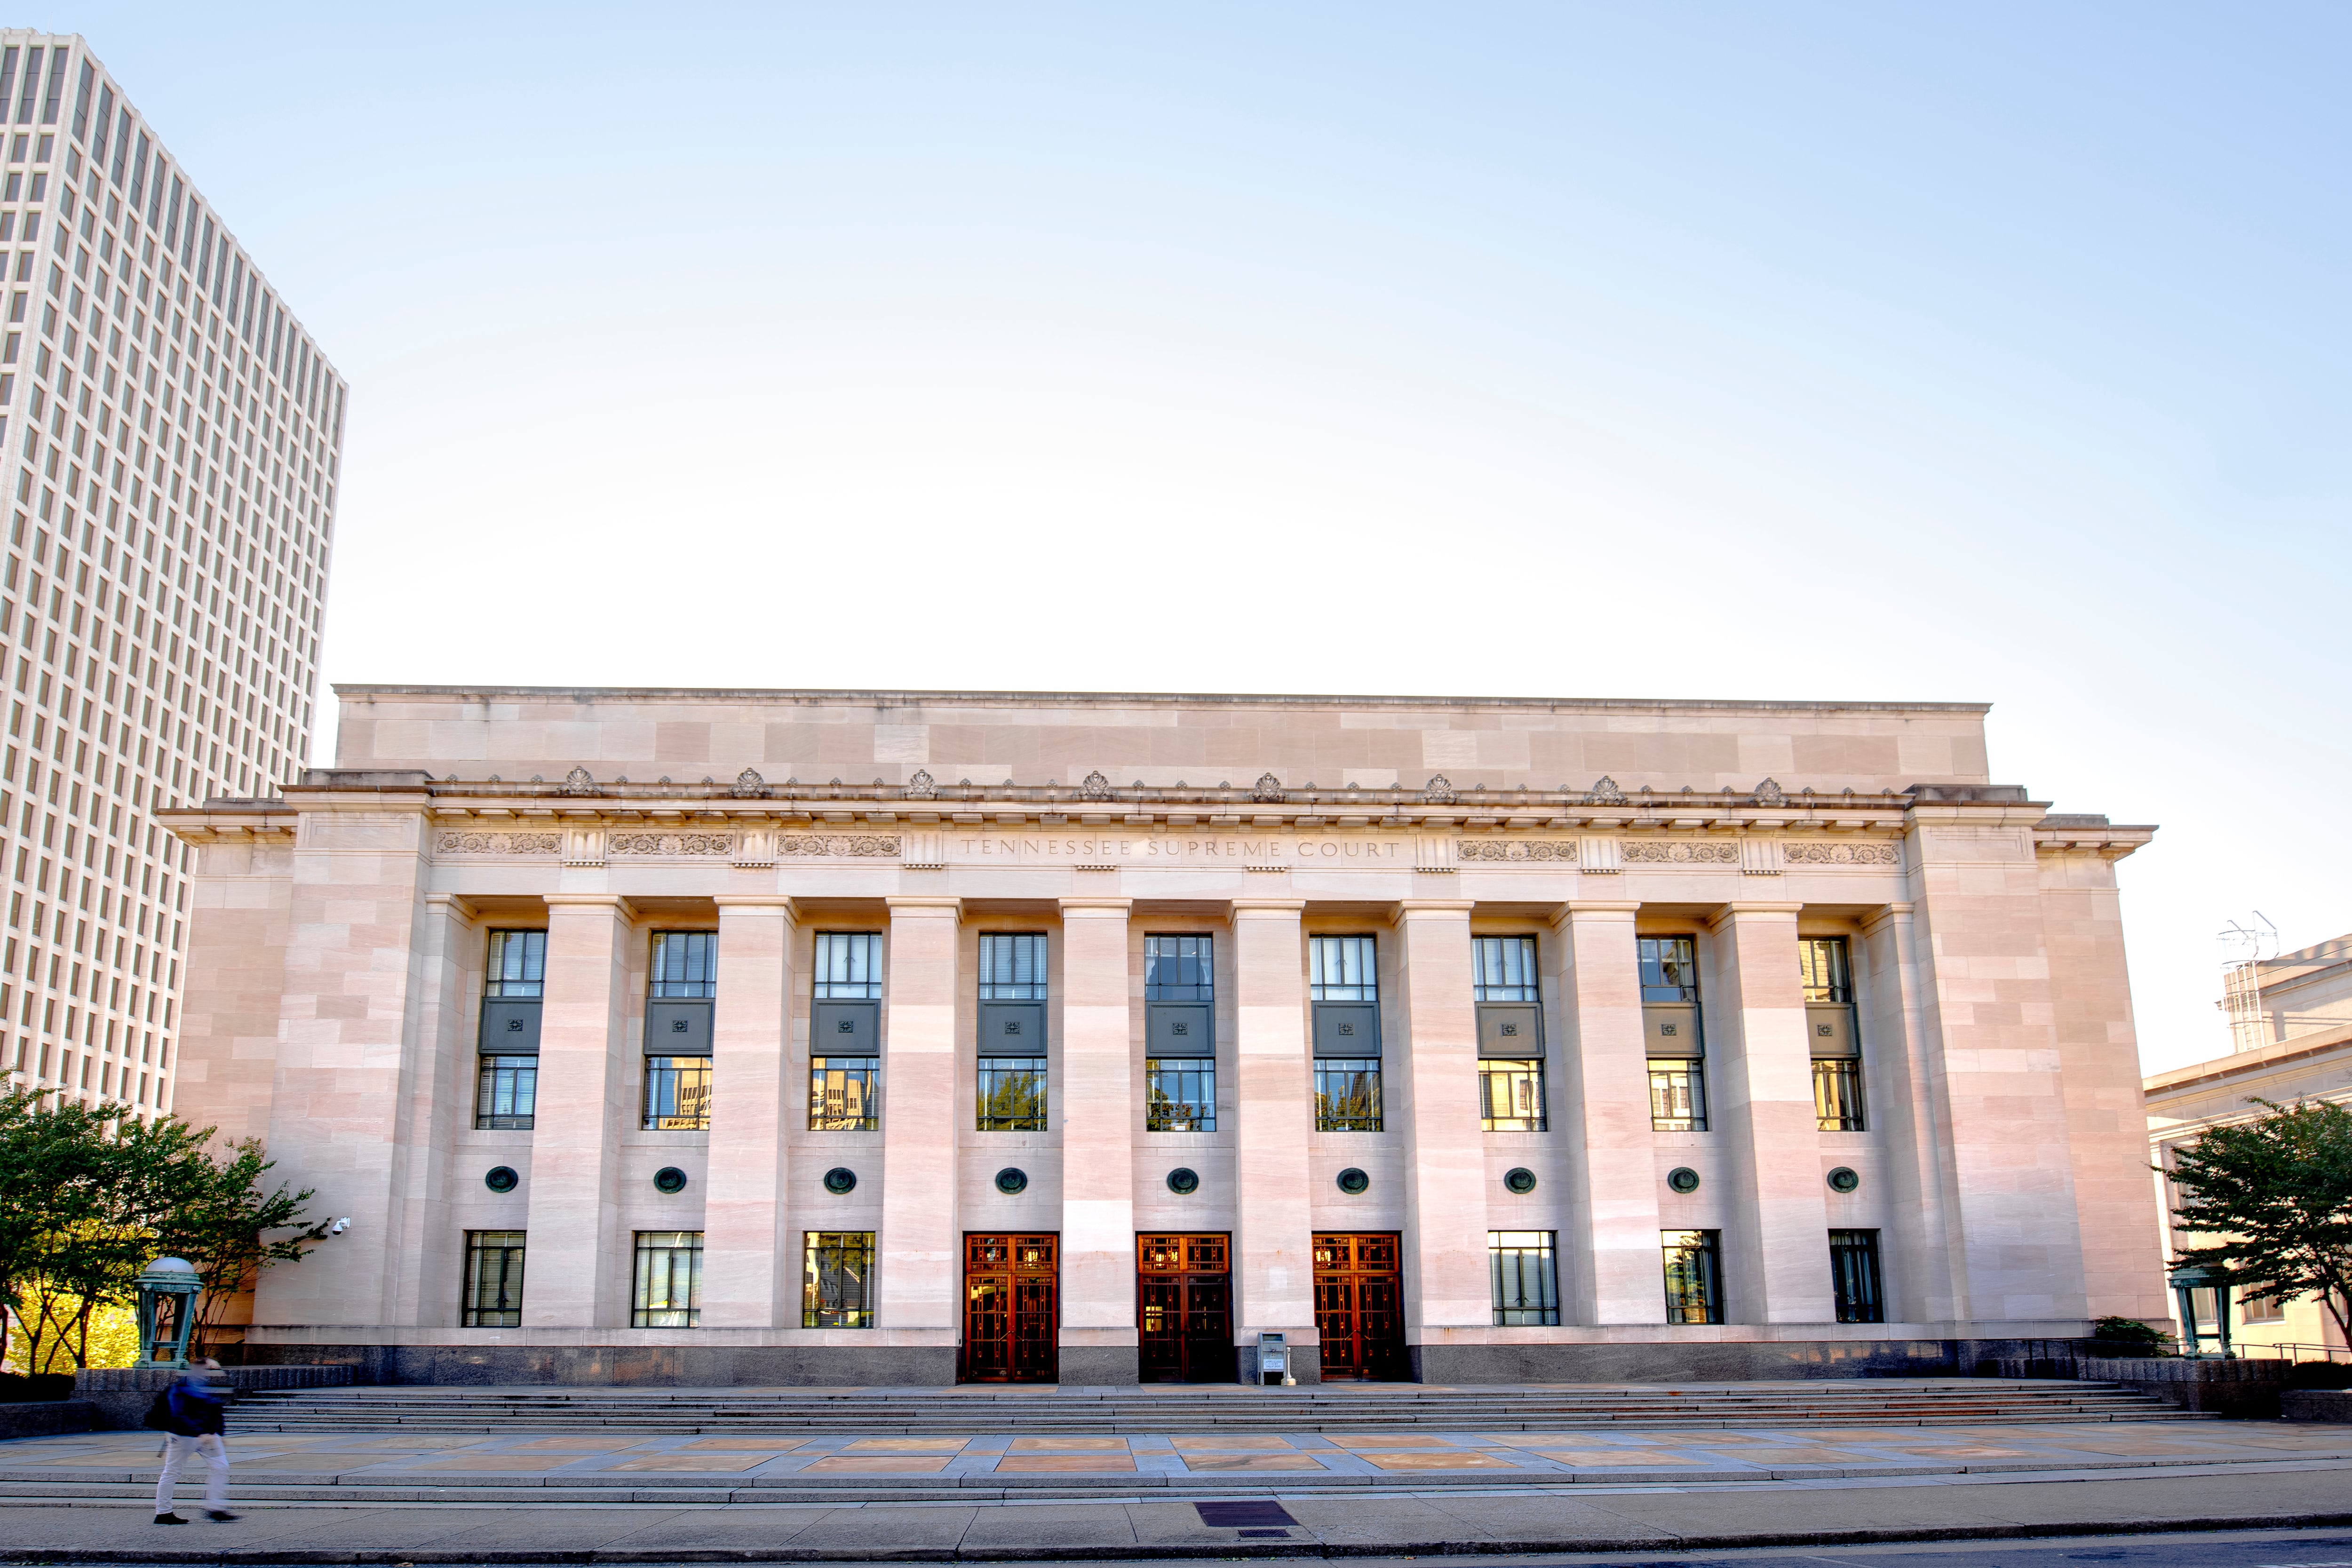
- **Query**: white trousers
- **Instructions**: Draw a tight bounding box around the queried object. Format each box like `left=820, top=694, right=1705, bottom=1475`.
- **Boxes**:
left=155, top=1433, right=227, bottom=1513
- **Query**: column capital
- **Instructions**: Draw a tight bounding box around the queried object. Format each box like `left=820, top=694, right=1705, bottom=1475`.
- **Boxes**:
left=1227, top=899, right=1305, bottom=923
left=1859, top=901, right=1916, bottom=938
left=1549, top=900, right=1642, bottom=927
left=712, top=895, right=799, bottom=915
left=1389, top=899, right=1474, bottom=926
left=1057, top=898, right=1133, bottom=917
left=423, top=892, right=477, bottom=919
left=1706, top=900, right=1806, bottom=931
left=542, top=892, right=630, bottom=910
left=885, top=895, right=962, bottom=917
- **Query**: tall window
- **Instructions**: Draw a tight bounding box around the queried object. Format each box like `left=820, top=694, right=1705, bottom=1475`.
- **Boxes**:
left=1145, top=934, right=1215, bottom=1132
left=977, top=933, right=1048, bottom=1131
left=461, top=1231, right=525, bottom=1327
left=1475, top=935, right=1544, bottom=1132
left=1489, top=1230, right=1559, bottom=1326
left=810, top=932, right=882, bottom=1132
left=645, top=931, right=716, bottom=1130
left=652, top=932, right=717, bottom=997
left=1804, top=936, right=1864, bottom=1131
left=2239, top=1287, right=2287, bottom=1325
left=1799, top=937, right=1851, bottom=1003
left=476, top=930, right=545, bottom=1130
left=632, top=1230, right=703, bottom=1327
left=643, top=1057, right=712, bottom=1131
left=1642, top=935, right=1706, bottom=1132
left=1662, top=1229, right=1722, bottom=1324
left=1312, top=934, right=1382, bottom=1131
left=1828, top=1229, right=1883, bottom=1324
left=803, top=1231, right=875, bottom=1328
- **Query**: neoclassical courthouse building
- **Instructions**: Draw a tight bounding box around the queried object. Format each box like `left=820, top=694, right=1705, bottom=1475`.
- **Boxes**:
left=164, top=687, right=2169, bottom=1385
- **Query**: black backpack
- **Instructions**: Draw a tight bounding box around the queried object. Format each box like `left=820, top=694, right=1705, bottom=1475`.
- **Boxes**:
left=142, top=1390, right=191, bottom=1435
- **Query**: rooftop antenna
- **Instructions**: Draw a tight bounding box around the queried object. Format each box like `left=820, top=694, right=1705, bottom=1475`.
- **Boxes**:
left=2217, top=912, right=2279, bottom=1053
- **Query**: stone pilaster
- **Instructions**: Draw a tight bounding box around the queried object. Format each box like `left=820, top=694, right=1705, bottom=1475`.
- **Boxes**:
left=879, top=897, right=962, bottom=1338
left=388, top=892, right=475, bottom=1328
left=522, top=894, right=635, bottom=1329
left=1550, top=902, right=1662, bottom=1324
left=701, top=897, right=798, bottom=1327
left=1859, top=902, right=1962, bottom=1322
left=1058, top=898, right=1138, bottom=1382
left=1706, top=902, right=1834, bottom=1323
left=1229, top=899, right=1316, bottom=1380
left=1390, top=900, right=1488, bottom=1364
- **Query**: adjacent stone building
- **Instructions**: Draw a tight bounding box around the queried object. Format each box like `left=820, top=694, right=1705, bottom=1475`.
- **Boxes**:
left=164, top=685, right=2169, bottom=1385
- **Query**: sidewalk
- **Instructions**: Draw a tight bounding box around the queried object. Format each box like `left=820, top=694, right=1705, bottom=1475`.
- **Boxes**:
left=2, top=1433, right=2349, bottom=1561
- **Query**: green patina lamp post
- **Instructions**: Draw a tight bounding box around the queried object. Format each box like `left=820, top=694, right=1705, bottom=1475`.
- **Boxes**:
left=135, top=1257, right=202, bottom=1369
left=2167, top=1262, right=2232, bottom=1359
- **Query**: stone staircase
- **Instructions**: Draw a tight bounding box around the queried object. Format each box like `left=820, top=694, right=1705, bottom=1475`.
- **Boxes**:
left=228, top=1378, right=2208, bottom=1435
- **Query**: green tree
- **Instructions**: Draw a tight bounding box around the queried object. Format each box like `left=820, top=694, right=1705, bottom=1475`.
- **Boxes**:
left=2168, top=1097, right=2352, bottom=1346
left=150, top=1135, right=327, bottom=1353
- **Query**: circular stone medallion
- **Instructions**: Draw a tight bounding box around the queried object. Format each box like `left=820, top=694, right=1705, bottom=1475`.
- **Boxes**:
left=1827, top=1166, right=1860, bottom=1193
left=653, top=1166, right=689, bottom=1194
left=484, top=1165, right=518, bottom=1194
left=1503, top=1166, right=1538, bottom=1194
left=994, top=1167, right=1029, bottom=1195
left=1335, top=1167, right=1370, bottom=1195
left=823, top=1167, right=857, bottom=1195
left=1666, top=1166, right=1701, bottom=1194
left=1166, top=1167, right=1200, bottom=1195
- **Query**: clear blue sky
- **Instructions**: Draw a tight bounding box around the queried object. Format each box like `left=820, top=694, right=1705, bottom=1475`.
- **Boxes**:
left=56, top=2, right=2352, bottom=1072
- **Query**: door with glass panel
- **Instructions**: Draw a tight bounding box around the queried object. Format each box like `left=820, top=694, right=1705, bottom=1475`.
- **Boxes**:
left=1312, top=1232, right=1406, bottom=1381
left=961, top=1233, right=1058, bottom=1382
left=1136, top=1233, right=1233, bottom=1383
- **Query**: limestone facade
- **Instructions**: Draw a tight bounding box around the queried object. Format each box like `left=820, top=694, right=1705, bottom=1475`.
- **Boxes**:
left=163, top=687, right=2169, bottom=1385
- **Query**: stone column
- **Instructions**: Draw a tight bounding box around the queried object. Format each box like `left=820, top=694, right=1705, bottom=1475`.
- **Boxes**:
left=388, top=893, right=476, bottom=1328
left=879, top=897, right=961, bottom=1360
left=702, top=897, right=798, bottom=1327
left=523, top=894, right=635, bottom=1329
left=1390, top=900, right=1488, bottom=1372
left=1706, top=901, right=1833, bottom=1323
left=1859, top=902, right=1963, bottom=1322
left=1550, top=902, right=1662, bottom=1323
left=1229, top=899, right=1316, bottom=1381
left=1058, top=898, right=1137, bottom=1383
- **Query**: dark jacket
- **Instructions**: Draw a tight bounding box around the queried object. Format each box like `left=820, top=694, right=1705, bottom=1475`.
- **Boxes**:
left=165, top=1368, right=229, bottom=1436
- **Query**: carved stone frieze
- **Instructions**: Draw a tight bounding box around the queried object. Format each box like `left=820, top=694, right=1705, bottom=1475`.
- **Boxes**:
left=606, top=831, right=736, bottom=857
left=1458, top=840, right=1578, bottom=862
left=1782, top=841, right=1901, bottom=866
left=1620, top=839, right=1740, bottom=864
left=779, top=834, right=903, bottom=858
left=436, top=830, right=561, bottom=856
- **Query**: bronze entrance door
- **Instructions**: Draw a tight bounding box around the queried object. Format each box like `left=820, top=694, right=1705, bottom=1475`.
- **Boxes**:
left=1136, top=1234, right=1234, bottom=1383
left=962, top=1234, right=1058, bottom=1383
left=1313, top=1232, right=1407, bottom=1381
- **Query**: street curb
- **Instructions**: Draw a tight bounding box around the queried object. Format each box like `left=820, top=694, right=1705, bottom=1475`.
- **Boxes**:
left=4, top=1510, right=2352, bottom=1563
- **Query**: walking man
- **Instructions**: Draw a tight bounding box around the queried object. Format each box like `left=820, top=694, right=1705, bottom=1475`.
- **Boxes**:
left=153, top=1358, right=238, bottom=1524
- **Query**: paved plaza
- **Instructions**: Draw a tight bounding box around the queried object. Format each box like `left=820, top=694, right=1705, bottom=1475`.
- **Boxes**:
left=3, top=1418, right=2350, bottom=1560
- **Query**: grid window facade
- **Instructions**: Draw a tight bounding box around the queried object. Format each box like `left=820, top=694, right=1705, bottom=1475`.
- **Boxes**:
left=810, top=1055, right=877, bottom=1130
left=1800, top=937, right=1852, bottom=1003
left=650, top=931, right=716, bottom=997
left=977, top=1056, right=1047, bottom=1132
left=1638, top=936, right=1700, bottom=1001
left=643, top=1056, right=711, bottom=1131
left=1479, top=1061, right=1545, bottom=1132
left=1310, top=934, right=1377, bottom=1000
left=1828, top=1229, right=1883, bottom=1324
left=461, top=1231, right=525, bottom=1327
left=802, top=1231, right=875, bottom=1328
left=1144, top=932, right=1211, bottom=1000
left=1662, top=1229, right=1723, bottom=1324
left=1472, top=935, right=1539, bottom=1000
left=1314, top=1058, right=1382, bottom=1132
left=0, top=33, right=344, bottom=1118
left=1489, top=1230, right=1559, bottom=1325
left=1649, top=1060, right=1707, bottom=1132
left=1145, top=1058, right=1213, bottom=1131
left=1813, top=1058, right=1865, bottom=1132
left=475, top=1054, right=536, bottom=1130
left=812, top=931, right=881, bottom=998
left=485, top=930, right=545, bottom=996
left=977, top=931, right=1047, bottom=999
left=631, top=1230, right=702, bottom=1327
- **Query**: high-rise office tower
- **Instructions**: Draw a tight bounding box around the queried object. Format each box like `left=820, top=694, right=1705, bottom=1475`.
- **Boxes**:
left=0, top=32, right=345, bottom=1114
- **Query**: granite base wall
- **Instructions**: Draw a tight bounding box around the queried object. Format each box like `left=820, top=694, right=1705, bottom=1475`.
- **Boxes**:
left=230, top=1342, right=961, bottom=1388
left=1408, top=1338, right=1981, bottom=1384
left=2282, top=1389, right=2352, bottom=1423
left=1054, top=1346, right=1139, bottom=1386
left=0, top=1400, right=92, bottom=1439
left=2077, top=1355, right=2296, bottom=1419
